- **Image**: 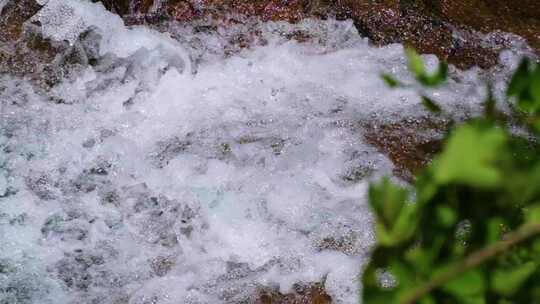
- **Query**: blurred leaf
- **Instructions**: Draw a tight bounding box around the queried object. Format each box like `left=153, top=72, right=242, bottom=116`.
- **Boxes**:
left=405, top=236, right=445, bottom=273
left=421, top=96, right=442, bottom=114
left=508, top=59, right=540, bottom=115
left=406, top=48, right=426, bottom=77
left=436, top=62, right=448, bottom=83
left=415, top=173, right=438, bottom=204
left=529, top=66, right=540, bottom=105
left=419, top=62, right=448, bottom=87
left=436, top=205, right=457, bottom=228
left=442, top=270, right=486, bottom=301
left=484, top=82, right=496, bottom=118
left=533, top=239, right=540, bottom=254
left=405, top=48, right=447, bottom=87
left=507, top=59, right=531, bottom=97
left=382, top=73, right=401, bottom=88
left=419, top=296, right=436, bottom=304
left=375, top=202, right=418, bottom=247
left=492, top=262, right=537, bottom=296
left=369, top=178, right=409, bottom=226
left=432, top=122, right=507, bottom=187
left=486, top=217, right=505, bottom=244
left=524, top=204, right=540, bottom=224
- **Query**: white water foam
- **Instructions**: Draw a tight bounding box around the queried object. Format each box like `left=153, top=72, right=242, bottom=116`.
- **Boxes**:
left=0, top=1, right=507, bottom=303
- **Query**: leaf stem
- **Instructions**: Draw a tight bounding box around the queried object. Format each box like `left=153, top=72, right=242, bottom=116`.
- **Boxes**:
left=402, top=222, right=540, bottom=304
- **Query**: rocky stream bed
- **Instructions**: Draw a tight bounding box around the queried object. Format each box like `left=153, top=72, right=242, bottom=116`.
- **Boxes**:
left=0, top=1, right=538, bottom=303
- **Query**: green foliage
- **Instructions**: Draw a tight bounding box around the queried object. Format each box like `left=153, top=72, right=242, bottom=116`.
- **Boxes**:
left=369, top=178, right=418, bottom=247
left=405, top=48, right=448, bottom=87
left=507, top=59, right=540, bottom=115
left=507, top=59, right=540, bottom=132
left=382, top=73, right=402, bottom=88
left=432, top=122, right=507, bottom=188
left=421, top=96, right=442, bottom=114
left=362, top=52, right=540, bottom=303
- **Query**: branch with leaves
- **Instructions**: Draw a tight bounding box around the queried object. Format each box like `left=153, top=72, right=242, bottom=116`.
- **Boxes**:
left=362, top=50, right=540, bottom=304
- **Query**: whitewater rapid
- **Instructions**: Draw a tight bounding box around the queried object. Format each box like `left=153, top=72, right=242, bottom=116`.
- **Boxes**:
left=0, top=1, right=522, bottom=303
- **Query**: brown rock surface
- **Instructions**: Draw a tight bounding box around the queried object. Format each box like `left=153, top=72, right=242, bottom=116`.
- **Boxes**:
left=3, top=0, right=537, bottom=73
left=256, top=283, right=332, bottom=304
left=0, top=0, right=42, bottom=43
left=327, top=0, right=535, bottom=69
left=421, top=0, right=540, bottom=51
left=0, top=0, right=61, bottom=81
left=101, top=0, right=539, bottom=69
left=363, top=116, right=449, bottom=182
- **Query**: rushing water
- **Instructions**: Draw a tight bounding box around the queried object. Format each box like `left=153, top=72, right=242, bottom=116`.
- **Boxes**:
left=0, top=1, right=524, bottom=303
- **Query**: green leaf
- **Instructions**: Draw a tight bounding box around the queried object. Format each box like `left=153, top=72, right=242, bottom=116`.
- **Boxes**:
left=492, top=262, right=537, bottom=296
left=374, top=203, right=418, bottom=246
left=405, top=47, right=448, bottom=87
left=419, top=296, right=436, bottom=304
left=421, top=96, right=442, bottom=114
left=484, top=82, right=497, bottom=118
left=405, top=236, right=445, bottom=274
left=369, top=178, right=409, bottom=226
left=507, top=59, right=540, bottom=115
left=437, top=62, right=448, bottom=83
left=369, top=178, right=418, bottom=246
left=442, top=270, right=486, bottom=302
left=381, top=73, right=401, bottom=88
left=529, top=65, right=540, bottom=106
left=370, top=178, right=419, bottom=246
left=432, top=122, right=507, bottom=187
left=507, top=59, right=531, bottom=97
left=419, top=61, right=449, bottom=87
left=406, top=48, right=426, bottom=77
left=524, top=204, right=540, bottom=224
left=486, top=217, right=505, bottom=244
left=533, top=239, right=540, bottom=254
left=436, top=205, right=457, bottom=227
left=415, top=172, right=439, bottom=204
left=390, top=202, right=419, bottom=244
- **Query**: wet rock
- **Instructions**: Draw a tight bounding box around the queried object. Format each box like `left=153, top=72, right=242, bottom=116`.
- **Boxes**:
left=0, top=25, right=59, bottom=80
left=0, top=262, right=53, bottom=304
left=0, top=1, right=60, bottom=80
left=0, top=212, right=28, bottom=226
left=327, top=0, right=510, bottom=69
left=25, top=172, right=58, bottom=200
left=315, top=234, right=360, bottom=256
left=104, top=0, right=538, bottom=69
left=166, top=0, right=197, bottom=22
left=363, top=116, right=448, bottom=182
left=121, top=190, right=190, bottom=248
left=97, top=0, right=132, bottom=16
left=152, top=136, right=192, bottom=168
left=421, top=0, right=540, bottom=52
left=54, top=249, right=105, bottom=291
left=256, top=283, right=332, bottom=304
left=71, top=165, right=113, bottom=194
left=0, top=0, right=42, bottom=44
left=3, top=0, right=537, bottom=78
left=149, top=256, right=176, bottom=277
left=340, top=164, right=374, bottom=185
left=41, top=212, right=90, bottom=241
left=331, top=0, right=538, bottom=67
left=0, top=1, right=111, bottom=88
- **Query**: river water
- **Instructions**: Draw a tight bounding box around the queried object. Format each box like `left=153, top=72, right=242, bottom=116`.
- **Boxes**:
left=0, top=1, right=523, bottom=303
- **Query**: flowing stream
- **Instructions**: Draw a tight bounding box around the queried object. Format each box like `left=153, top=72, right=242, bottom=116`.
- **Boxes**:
left=0, top=1, right=524, bottom=303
